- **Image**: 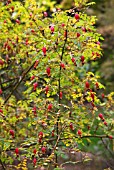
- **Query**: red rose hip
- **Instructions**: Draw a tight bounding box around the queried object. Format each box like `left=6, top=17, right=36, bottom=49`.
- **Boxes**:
left=85, top=81, right=90, bottom=89
left=60, top=63, right=65, bottom=69
left=50, top=26, right=54, bottom=33
left=77, top=130, right=82, bottom=136
left=0, top=89, right=2, bottom=95
left=15, top=148, right=19, bottom=155
left=9, top=130, right=14, bottom=137
left=48, top=103, right=53, bottom=111
left=33, top=82, right=38, bottom=91
left=45, top=86, right=49, bottom=94
left=42, top=47, right=46, bottom=56
left=33, top=149, right=37, bottom=155
left=59, top=91, right=63, bottom=99
left=75, top=13, right=80, bottom=20
left=41, top=146, right=46, bottom=154
left=33, top=158, right=37, bottom=166
left=46, top=67, right=51, bottom=77
left=98, top=113, right=104, bottom=120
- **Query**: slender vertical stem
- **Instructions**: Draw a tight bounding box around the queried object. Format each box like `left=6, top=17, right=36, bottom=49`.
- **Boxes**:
left=0, top=159, right=6, bottom=170
left=55, top=18, right=69, bottom=166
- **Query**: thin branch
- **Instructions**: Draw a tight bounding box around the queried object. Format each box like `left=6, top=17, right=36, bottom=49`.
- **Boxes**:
left=4, top=61, right=35, bottom=104
left=0, top=77, right=19, bottom=86
left=101, top=138, right=114, bottom=157
left=4, top=134, right=113, bottom=152
left=0, top=159, right=6, bottom=170
left=21, top=3, right=46, bottom=39
left=56, top=17, right=69, bottom=165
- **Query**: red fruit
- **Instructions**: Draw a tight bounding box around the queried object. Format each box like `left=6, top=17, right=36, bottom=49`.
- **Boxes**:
left=61, top=23, right=65, bottom=27
left=4, top=20, right=7, bottom=24
left=30, top=75, right=35, bottom=80
left=44, top=12, right=48, bottom=17
left=71, top=57, right=75, bottom=63
left=25, top=38, right=29, bottom=45
left=33, top=149, right=37, bottom=155
left=80, top=56, right=85, bottom=62
left=42, top=47, right=46, bottom=56
left=77, top=32, right=80, bottom=38
left=96, top=52, right=100, bottom=56
left=0, top=89, right=2, bottom=95
left=30, top=12, right=32, bottom=17
left=33, top=82, right=38, bottom=91
left=77, top=130, right=82, bottom=136
left=50, top=26, right=54, bottom=33
left=45, top=86, right=49, bottom=94
left=52, top=130, right=54, bottom=137
left=16, top=19, right=20, bottom=24
left=91, top=102, right=95, bottom=108
left=8, top=0, right=11, bottom=3
left=48, top=103, right=53, bottom=111
left=70, top=122, right=73, bottom=130
left=104, top=121, right=107, bottom=126
left=0, top=109, right=3, bottom=113
left=95, top=82, right=99, bottom=89
left=60, top=63, right=65, bottom=69
left=33, top=158, right=37, bottom=166
left=4, top=42, right=8, bottom=48
left=12, top=42, right=15, bottom=45
left=32, top=106, right=37, bottom=115
left=31, top=29, right=35, bottom=33
left=38, top=131, right=43, bottom=138
left=108, top=135, right=113, bottom=139
left=88, top=28, right=91, bottom=32
left=91, top=93, right=94, bottom=101
left=15, top=148, right=19, bottom=155
left=98, top=113, right=103, bottom=120
left=9, top=130, right=14, bottom=137
left=97, top=41, right=100, bottom=45
left=82, top=27, right=87, bottom=32
left=64, top=30, right=67, bottom=38
left=101, top=93, right=105, bottom=99
left=75, top=13, right=80, bottom=20
left=85, top=81, right=90, bottom=89
left=59, top=91, right=63, bottom=99
left=87, top=125, right=90, bottom=130
left=46, top=67, right=51, bottom=77
left=34, top=60, right=39, bottom=69
left=7, top=45, right=11, bottom=51
left=92, top=52, right=95, bottom=56
left=11, top=6, right=14, bottom=11
left=41, top=146, right=46, bottom=154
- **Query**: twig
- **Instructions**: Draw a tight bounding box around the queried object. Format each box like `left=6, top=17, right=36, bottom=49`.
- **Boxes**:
left=56, top=16, right=70, bottom=166
left=4, top=61, right=35, bottom=104
left=4, top=134, right=113, bottom=152
left=101, top=138, right=114, bottom=157
left=0, top=159, right=6, bottom=170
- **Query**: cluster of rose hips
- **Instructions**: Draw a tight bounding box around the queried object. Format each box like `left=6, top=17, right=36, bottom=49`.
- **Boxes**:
left=69, top=122, right=82, bottom=137
left=38, top=131, right=43, bottom=143
left=98, top=113, right=108, bottom=126
left=85, top=81, right=105, bottom=103
left=32, top=106, right=37, bottom=116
